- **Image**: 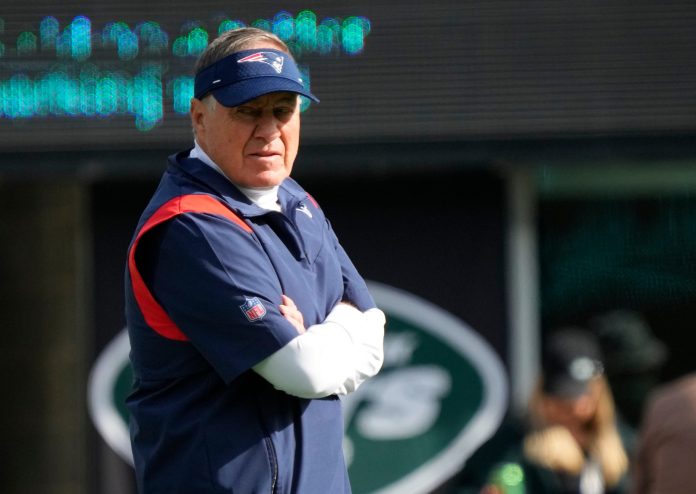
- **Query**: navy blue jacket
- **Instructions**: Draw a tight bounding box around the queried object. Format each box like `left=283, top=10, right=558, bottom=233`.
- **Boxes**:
left=124, top=151, right=375, bottom=493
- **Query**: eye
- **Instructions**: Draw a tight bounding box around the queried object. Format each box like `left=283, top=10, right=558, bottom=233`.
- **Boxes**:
left=273, top=97, right=299, bottom=121
left=235, top=106, right=262, bottom=118
left=273, top=105, right=296, bottom=121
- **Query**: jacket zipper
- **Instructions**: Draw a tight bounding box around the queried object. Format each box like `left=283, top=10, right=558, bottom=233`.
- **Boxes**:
left=265, top=436, right=279, bottom=494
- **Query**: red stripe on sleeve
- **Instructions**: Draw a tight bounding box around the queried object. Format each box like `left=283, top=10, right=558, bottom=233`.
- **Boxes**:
left=306, top=193, right=319, bottom=209
left=128, top=194, right=252, bottom=341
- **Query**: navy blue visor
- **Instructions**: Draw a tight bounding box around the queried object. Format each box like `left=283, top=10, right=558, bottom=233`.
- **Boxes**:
left=194, top=48, right=319, bottom=107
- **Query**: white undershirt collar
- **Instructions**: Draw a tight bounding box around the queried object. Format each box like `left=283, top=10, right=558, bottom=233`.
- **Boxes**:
left=190, top=140, right=281, bottom=212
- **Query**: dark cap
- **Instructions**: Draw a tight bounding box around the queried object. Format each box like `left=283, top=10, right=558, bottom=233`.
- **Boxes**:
left=194, top=48, right=320, bottom=107
left=588, top=310, right=667, bottom=374
left=542, top=327, right=604, bottom=398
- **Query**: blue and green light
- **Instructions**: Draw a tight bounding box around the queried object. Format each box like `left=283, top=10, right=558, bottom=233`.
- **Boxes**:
left=0, top=10, right=371, bottom=130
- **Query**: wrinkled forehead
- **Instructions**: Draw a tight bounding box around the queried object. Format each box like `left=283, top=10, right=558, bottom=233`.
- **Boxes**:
left=237, top=92, right=300, bottom=106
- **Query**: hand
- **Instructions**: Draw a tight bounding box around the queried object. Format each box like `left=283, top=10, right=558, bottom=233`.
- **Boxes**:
left=279, top=294, right=306, bottom=334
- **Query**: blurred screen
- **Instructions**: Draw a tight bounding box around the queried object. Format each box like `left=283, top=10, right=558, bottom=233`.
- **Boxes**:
left=2, top=0, right=696, bottom=152
left=0, top=1, right=376, bottom=151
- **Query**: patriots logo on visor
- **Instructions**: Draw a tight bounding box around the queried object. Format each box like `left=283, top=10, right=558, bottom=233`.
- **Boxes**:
left=239, top=296, right=267, bottom=322
left=237, top=52, right=284, bottom=74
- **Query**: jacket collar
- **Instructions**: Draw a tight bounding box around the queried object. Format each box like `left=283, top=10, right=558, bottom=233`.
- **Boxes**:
left=168, top=150, right=307, bottom=218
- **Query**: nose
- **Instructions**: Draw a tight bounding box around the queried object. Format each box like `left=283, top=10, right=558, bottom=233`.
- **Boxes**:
left=253, top=113, right=282, bottom=142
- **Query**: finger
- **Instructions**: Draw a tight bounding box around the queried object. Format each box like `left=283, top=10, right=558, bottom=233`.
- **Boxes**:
left=281, top=294, right=296, bottom=308
left=279, top=297, right=305, bottom=334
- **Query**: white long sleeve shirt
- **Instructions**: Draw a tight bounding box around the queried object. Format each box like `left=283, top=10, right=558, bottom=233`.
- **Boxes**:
left=191, top=141, right=386, bottom=399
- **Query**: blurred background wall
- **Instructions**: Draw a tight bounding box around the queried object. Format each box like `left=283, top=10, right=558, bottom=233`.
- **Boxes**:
left=1, top=1, right=695, bottom=493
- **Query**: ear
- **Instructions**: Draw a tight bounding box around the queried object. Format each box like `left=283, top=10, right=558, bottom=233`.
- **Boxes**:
left=190, top=98, right=208, bottom=135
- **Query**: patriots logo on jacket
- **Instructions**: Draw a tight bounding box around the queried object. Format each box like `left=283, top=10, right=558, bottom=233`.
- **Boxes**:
left=296, top=203, right=313, bottom=219
left=237, top=52, right=284, bottom=74
left=239, top=296, right=267, bottom=322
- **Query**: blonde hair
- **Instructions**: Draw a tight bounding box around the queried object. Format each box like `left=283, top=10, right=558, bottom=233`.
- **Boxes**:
left=523, top=376, right=629, bottom=486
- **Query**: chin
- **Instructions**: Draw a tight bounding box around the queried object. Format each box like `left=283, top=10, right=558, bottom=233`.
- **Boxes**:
left=259, top=169, right=291, bottom=186
left=246, top=174, right=287, bottom=188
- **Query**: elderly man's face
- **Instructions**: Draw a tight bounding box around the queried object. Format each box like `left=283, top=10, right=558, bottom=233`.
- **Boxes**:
left=191, top=91, right=301, bottom=188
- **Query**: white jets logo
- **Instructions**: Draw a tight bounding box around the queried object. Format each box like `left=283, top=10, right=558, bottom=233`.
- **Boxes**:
left=237, top=52, right=284, bottom=74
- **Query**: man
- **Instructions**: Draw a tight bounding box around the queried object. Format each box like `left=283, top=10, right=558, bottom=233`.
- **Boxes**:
left=125, top=27, right=385, bottom=494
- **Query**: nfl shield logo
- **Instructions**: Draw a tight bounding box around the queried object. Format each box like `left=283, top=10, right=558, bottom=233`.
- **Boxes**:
left=240, top=296, right=267, bottom=322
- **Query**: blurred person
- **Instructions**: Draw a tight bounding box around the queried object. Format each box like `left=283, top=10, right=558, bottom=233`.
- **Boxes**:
left=631, top=372, right=696, bottom=494
left=458, top=327, right=630, bottom=494
left=588, top=309, right=668, bottom=430
left=124, top=27, right=385, bottom=493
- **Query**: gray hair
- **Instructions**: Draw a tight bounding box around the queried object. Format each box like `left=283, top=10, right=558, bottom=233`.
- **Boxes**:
left=194, top=27, right=290, bottom=74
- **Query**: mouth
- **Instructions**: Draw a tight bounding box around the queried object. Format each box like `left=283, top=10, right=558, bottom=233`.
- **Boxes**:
left=249, top=149, right=281, bottom=158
